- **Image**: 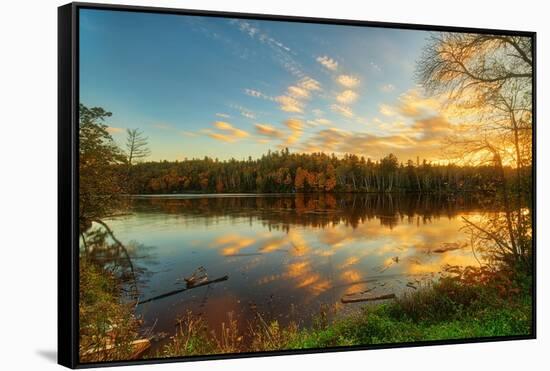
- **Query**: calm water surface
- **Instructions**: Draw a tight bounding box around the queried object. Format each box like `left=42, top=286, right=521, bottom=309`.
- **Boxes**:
left=104, top=193, right=488, bottom=343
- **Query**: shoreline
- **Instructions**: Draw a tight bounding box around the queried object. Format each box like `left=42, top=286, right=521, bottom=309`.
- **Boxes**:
left=127, top=190, right=495, bottom=199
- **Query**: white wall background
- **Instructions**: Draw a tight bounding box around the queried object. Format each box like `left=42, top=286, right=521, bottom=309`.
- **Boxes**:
left=0, top=0, right=546, bottom=369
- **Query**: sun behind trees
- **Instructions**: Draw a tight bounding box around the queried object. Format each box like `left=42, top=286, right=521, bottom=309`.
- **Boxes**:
left=417, top=32, right=533, bottom=271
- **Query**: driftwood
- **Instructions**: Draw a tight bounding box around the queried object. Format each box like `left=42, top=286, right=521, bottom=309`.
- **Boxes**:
left=341, top=293, right=396, bottom=304
left=138, top=275, right=229, bottom=305
left=129, top=339, right=151, bottom=359
left=81, top=338, right=150, bottom=361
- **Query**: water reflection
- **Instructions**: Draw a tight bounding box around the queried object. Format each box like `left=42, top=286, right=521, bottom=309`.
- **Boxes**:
left=104, top=193, right=495, bottom=345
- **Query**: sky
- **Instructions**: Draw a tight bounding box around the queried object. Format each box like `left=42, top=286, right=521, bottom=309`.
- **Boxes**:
left=80, top=9, right=456, bottom=163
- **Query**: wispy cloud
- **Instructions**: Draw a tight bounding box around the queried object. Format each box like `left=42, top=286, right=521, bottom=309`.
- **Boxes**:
left=331, top=104, right=354, bottom=118
left=244, top=88, right=274, bottom=101
left=287, top=85, right=310, bottom=99
left=241, top=111, right=255, bottom=119
left=275, top=77, right=321, bottom=114
left=379, top=104, right=396, bottom=117
left=184, top=17, right=254, bottom=60
left=370, top=61, right=382, bottom=72
left=284, top=118, right=304, bottom=145
left=244, top=88, right=263, bottom=98
left=276, top=95, right=303, bottom=113
left=254, top=123, right=284, bottom=139
left=298, top=76, right=321, bottom=91
left=230, top=104, right=257, bottom=120
left=306, top=118, right=332, bottom=127
left=106, top=127, right=124, bottom=134
left=315, top=118, right=331, bottom=125
left=336, top=90, right=358, bottom=104
left=232, top=19, right=323, bottom=117
left=337, top=74, right=360, bottom=88
left=396, top=89, right=439, bottom=118
left=230, top=19, right=304, bottom=78
left=181, top=131, right=198, bottom=137
left=254, top=119, right=305, bottom=147
left=316, top=55, right=338, bottom=71
left=205, top=121, right=250, bottom=142
left=301, top=89, right=456, bottom=160
left=232, top=19, right=291, bottom=52
left=151, top=123, right=174, bottom=130
left=380, top=84, right=395, bottom=93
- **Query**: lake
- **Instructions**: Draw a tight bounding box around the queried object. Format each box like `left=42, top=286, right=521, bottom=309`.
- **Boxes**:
left=103, top=193, right=489, bottom=346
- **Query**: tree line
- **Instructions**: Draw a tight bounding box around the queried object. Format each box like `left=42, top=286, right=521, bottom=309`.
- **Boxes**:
left=123, top=150, right=527, bottom=195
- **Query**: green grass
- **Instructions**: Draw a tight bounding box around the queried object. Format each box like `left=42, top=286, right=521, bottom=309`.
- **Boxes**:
left=79, top=260, right=140, bottom=362
left=157, top=271, right=532, bottom=357
left=286, top=272, right=532, bottom=349
left=285, top=299, right=531, bottom=349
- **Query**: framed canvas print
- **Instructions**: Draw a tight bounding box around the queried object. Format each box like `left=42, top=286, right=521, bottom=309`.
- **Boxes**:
left=58, top=2, right=536, bottom=368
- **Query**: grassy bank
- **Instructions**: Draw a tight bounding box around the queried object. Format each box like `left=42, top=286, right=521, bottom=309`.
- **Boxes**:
left=156, top=266, right=532, bottom=357
left=79, top=260, right=140, bottom=362
left=286, top=294, right=531, bottom=349
left=78, top=259, right=531, bottom=361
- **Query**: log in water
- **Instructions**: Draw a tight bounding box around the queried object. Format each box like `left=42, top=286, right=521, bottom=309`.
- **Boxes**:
left=341, top=293, right=396, bottom=304
left=138, top=275, right=229, bottom=305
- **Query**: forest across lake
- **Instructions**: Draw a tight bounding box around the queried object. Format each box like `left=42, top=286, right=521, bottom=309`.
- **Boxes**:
left=115, top=149, right=529, bottom=195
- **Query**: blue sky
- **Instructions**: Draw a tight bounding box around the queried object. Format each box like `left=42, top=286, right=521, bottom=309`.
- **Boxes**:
left=80, top=9, right=452, bottom=162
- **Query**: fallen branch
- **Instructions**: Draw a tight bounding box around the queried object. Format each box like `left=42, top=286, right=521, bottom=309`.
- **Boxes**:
left=138, top=275, right=229, bottom=305
left=341, top=293, right=396, bottom=304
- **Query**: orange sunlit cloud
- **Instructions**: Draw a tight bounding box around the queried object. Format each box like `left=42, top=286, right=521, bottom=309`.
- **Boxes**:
left=336, top=74, right=360, bottom=88
left=255, top=123, right=284, bottom=139
left=206, top=121, right=250, bottom=143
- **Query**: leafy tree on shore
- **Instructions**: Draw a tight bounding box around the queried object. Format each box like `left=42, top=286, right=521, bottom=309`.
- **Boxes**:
left=79, top=104, right=126, bottom=231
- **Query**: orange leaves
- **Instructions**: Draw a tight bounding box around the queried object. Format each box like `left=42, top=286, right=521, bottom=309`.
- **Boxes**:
left=294, top=166, right=336, bottom=192
left=294, top=167, right=306, bottom=190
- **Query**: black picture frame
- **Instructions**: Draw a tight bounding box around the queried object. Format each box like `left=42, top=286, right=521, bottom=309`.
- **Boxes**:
left=58, top=2, right=537, bottom=368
